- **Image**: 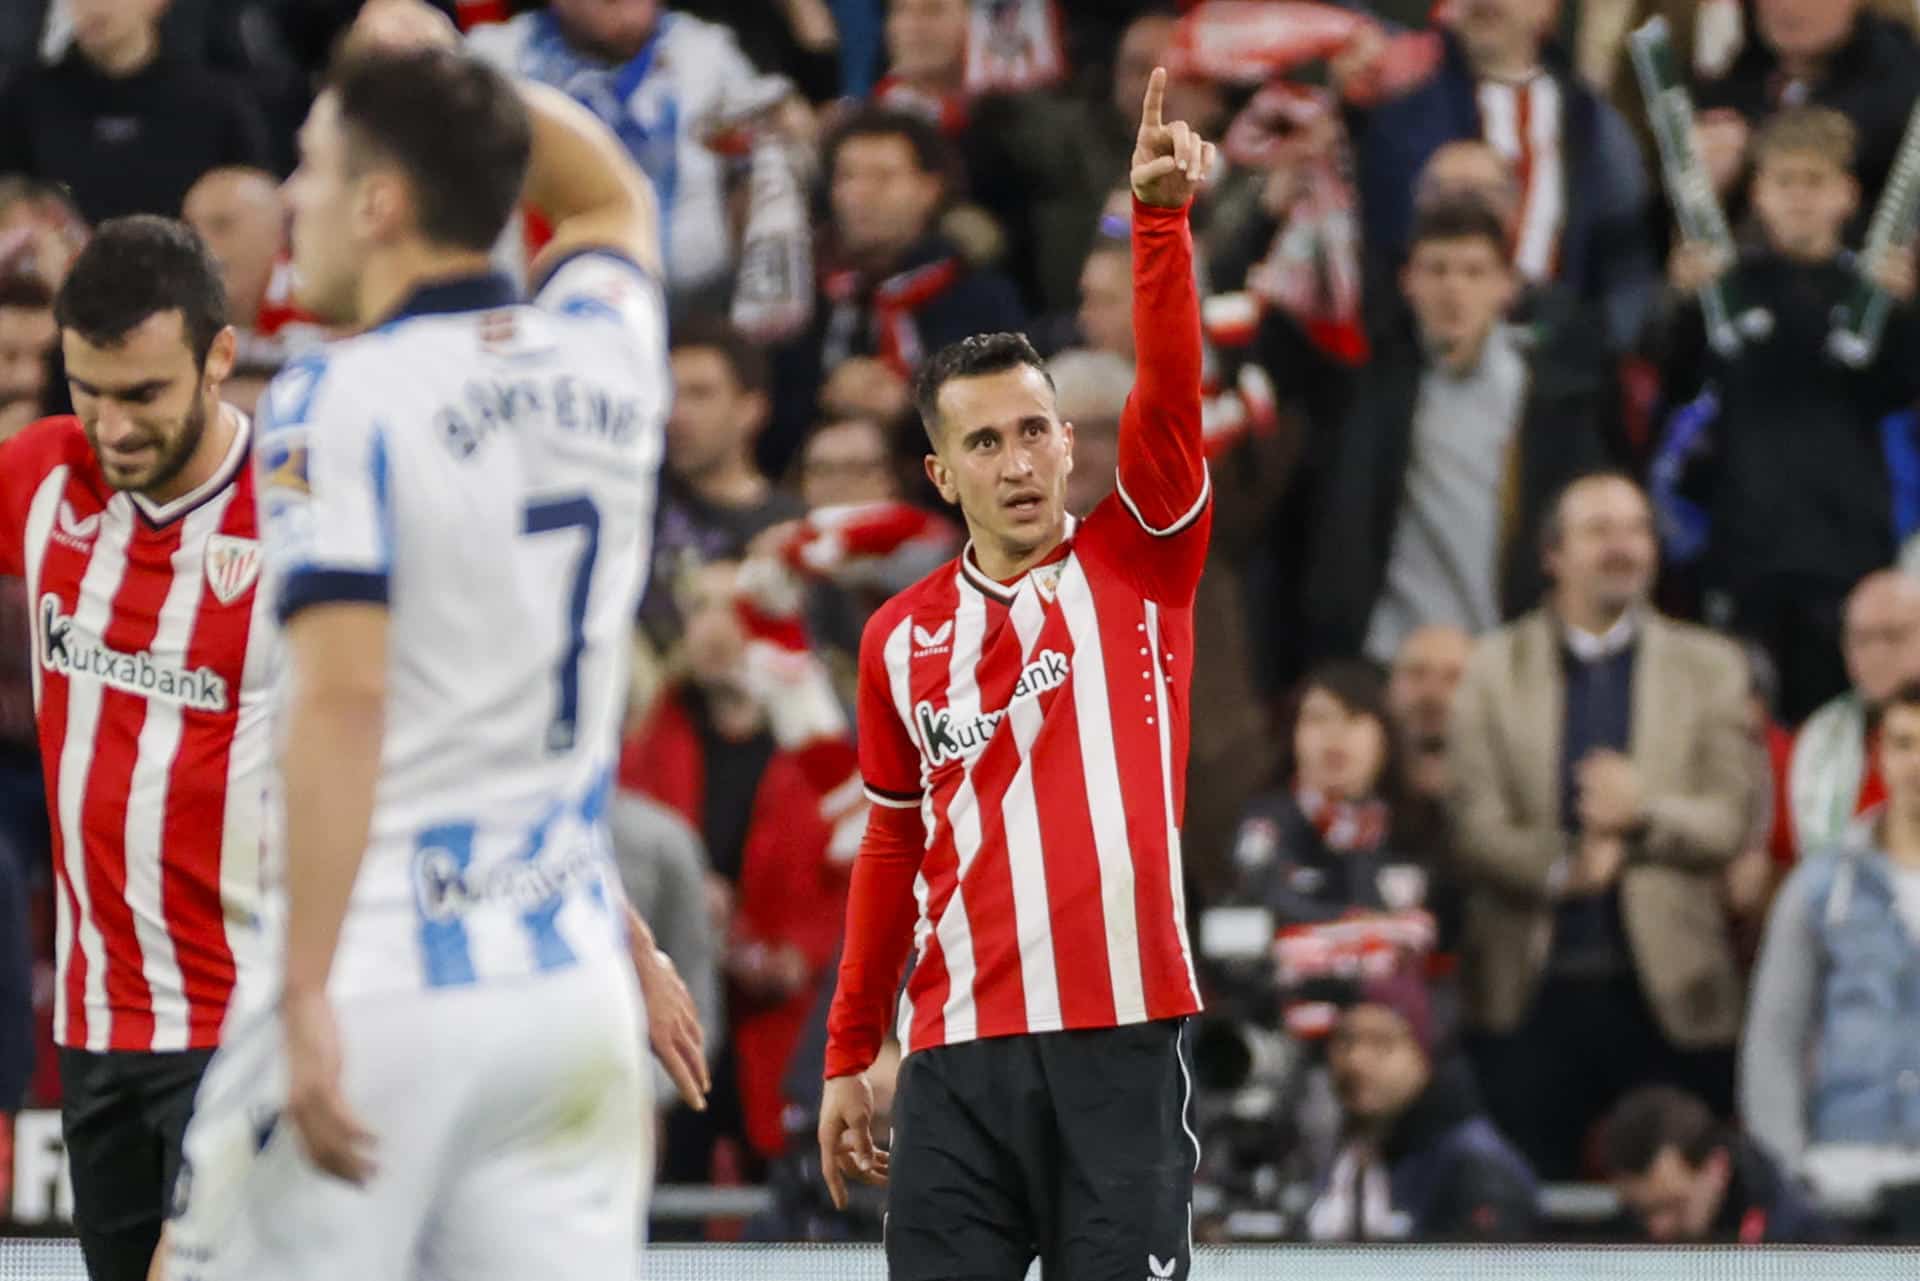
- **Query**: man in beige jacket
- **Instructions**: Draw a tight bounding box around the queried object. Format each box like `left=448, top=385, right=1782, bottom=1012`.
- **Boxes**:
left=1448, top=472, right=1752, bottom=1179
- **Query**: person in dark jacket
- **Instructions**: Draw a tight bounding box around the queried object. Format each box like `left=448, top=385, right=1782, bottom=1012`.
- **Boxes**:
left=1693, top=0, right=1920, bottom=217
left=1232, top=660, right=1445, bottom=934
left=768, top=105, right=1025, bottom=477
left=1655, top=106, right=1920, bottom=724
left=1343, top=4, right=1656, bottom=352
left=1295, top=195, right=1615, bottom=668
left=1602, top=1084, right=1838, bottom=1244
left=1303, top=966, right=1539, bottom=1242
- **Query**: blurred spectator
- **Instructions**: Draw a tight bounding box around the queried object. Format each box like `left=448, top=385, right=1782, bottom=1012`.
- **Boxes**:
left=1389, top=623, right=1473, bottom=818
left=621, top=557, right=853, bottom=1171
left=769, top=105, right=1024, bottom=474
left=1343, top=0, right=1657, bottom=351
left=1655, top=108, right=1920, bottom=724
left=969, top=7, right=1224, bottom=315
left=1449, top=472, right=1751, bottom=1180
left=1302, top=968, right=1538, bottom=1242
left=1693, top=0, right=1920, bottom=214
left=785, top=415, right=961, bottom=707
left=607, top=788, right=724, bottom=1133
left=1299, top=197, right=1613, bottom=667
left=1074, top=227, right=1133, bottom=359
left=873, top=0, right=970, bottom=134
left=678, top=0, right=840, bottom=102
left=0, top=176, right=87, bottom=290
left=645, top=318, right=809, bottom=667
left=0, top=271, right=55, bottom=442
left=1602, top=1084, right=1835, bottom=1243
left=1232, top=661, right=1436, bottom=932
left=1744, top=678, right=1920, bottom=1220
left=181, top=165, right=326, bottom=414
left=796, top=416, right=900, bottom=509
left=468, top=0, right=794, bottom=302
left=1787, top=569, right=1920, bottom=858
left=0, top=0, right=269, bottom=226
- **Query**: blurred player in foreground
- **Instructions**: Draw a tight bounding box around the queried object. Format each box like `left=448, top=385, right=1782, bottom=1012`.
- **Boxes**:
left=817, top=68, right=1215, bottom=1281
left=162, top=3, right=705, bottom=1279
left=0, top=217, right=269, bottom=1281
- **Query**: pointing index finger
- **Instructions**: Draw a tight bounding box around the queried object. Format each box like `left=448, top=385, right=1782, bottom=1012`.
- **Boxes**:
left=1141, top=66, right=1166, bottom=131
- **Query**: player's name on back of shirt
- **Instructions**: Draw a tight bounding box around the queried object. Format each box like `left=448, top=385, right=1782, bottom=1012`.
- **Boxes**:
left=438, top=372, right=649, bottom=465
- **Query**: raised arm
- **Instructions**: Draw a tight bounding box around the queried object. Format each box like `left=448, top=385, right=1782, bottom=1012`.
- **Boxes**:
left=1115, top=68, right=1212, bottom=538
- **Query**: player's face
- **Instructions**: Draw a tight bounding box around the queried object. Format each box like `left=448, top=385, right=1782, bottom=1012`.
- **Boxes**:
left=1328, top=1006, right=1428, bottom=1124
left=887, top=0, right=969, bottom=83
left=1402, top=236, right=1516, bottom=366
left=832, top=136, right=943, bottom=262
left=1293, top=686, right=1388, bottom=802
left=1752, top=151, right=1857, bottom=262
left=285, top=93, right=365, bottom=326
left=925, top=365, right=1074, bottom=564
left=1077, top=249, right=1134, bottom=361
left=1545, top=476, right=1657, bottom=619
left=63, top=311, right=223, bottom=500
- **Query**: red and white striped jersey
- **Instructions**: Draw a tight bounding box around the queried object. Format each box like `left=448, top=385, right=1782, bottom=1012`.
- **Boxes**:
left=827, top=199, right=1212, bottom=1068
left=0, top=413, right=270, bottom=1054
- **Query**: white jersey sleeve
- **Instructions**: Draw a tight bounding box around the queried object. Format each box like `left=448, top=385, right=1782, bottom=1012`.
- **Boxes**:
left=254, top=353, right=391, bottom=622
left=531, top=249, right=667, bottom=364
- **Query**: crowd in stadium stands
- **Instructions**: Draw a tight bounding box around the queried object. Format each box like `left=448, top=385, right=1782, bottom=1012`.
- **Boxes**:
left=8, top=0, right=1920, bottom=1248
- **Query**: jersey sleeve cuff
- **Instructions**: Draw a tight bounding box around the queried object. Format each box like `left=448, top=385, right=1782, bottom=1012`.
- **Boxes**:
left=1115, top=466, right=1211, bottom=537
left=277, top=568, right=390, bottom=623
left=863, top=783, right=923, bottom=810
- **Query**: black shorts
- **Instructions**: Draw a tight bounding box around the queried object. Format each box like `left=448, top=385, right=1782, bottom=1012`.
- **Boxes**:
left=59, top=1047, right=214, bottom=1281
left=885, top=1018, right=1197, bottom=1281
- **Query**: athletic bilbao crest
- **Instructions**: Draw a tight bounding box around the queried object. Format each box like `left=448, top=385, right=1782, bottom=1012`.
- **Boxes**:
left=205, top=536, right=262, bottom=605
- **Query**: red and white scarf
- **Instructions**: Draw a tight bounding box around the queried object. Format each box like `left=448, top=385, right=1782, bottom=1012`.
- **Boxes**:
left=822, top=255, right=965, bottom=379
left=1296, top=786, right=1389, bottom=853
left=964, top=0, right=1068, bottom=96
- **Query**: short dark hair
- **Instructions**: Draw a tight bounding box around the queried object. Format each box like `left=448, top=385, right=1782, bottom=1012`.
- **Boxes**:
left=1601, top=1086, right=1723, bottom=1176
left=668, top=314, right=769, bottom=397
left=54, top=216, right=228, bottom=367
left=1407, top=193, right=1511, bottom=262
left=330, top=47, right=531, bottom=252
left=912, top=331, right=1054, bottom=442
left=0, top=270, right=53, bottom=314
left=1282, top=658, right=1411, bottom=815
left=824, top=105, right=958, bottom=196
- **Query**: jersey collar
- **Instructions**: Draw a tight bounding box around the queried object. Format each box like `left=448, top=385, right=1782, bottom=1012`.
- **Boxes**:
left=129, top=404, right=252, bottom=529
left=382, top=271, right=520, bottom=325
left=958, top=514, right=1077, bottom=604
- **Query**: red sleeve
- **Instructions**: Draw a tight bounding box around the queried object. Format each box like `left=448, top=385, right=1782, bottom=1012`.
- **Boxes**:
left=823, top=800, right=924, bottom=1078
left=1102, top=197, right=1211, bottom=604
left=855, top=606, right=923, bottom=808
